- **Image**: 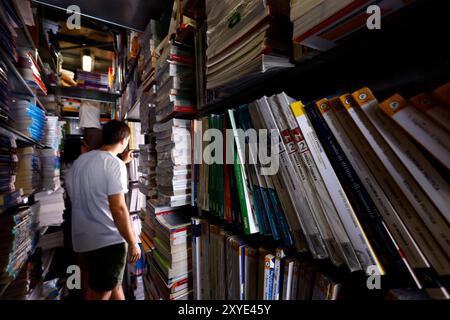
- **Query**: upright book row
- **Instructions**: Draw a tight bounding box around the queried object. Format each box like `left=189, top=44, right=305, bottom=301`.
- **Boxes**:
left=191, top=83, right=450, bottom=299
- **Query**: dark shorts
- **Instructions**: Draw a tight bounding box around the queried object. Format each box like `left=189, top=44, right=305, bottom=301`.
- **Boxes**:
left=82, top=242, right=127, bottom=292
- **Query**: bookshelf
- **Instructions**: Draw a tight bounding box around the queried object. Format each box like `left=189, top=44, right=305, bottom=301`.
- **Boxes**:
left=0, top=120, right=48, bottom=148
left=198, top=1, right=450, bottom=117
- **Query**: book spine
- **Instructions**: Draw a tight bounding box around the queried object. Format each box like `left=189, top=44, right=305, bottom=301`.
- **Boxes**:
left=410, top=93, right=450, bottom=133
left=346, top=90, right=450, bottom=277
left=282, top=260, right=291, bottom=300
left=291, top=101, right=377, bottom=273
left=264, top=254, right=275, bottom=300
left=379, top=94, right=450, bottom=170
left=355, top=90, right=450, bottom=259
left=239, top=245, right=245, bottom=300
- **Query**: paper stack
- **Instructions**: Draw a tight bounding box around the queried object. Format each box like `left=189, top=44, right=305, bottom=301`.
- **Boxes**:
left=154, top=119, right=192, bottom=207
left=155, top=40, right=196, bottom=123
left=138, top=140, right=157, bottom=199
left=0, top=134, right=22, bottom=211
left=76, top=70, right=109, bottom=92
left=204, top=0, right=293, bottom=92
left=10, top=98, right=45, bottom=142
left=34, top=188, right=65, bottom=228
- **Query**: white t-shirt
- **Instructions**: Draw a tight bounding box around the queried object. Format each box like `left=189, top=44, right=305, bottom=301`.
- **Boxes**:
left=66, top=150, right=128, bottom=252
left=79, top=100, right=101, bottom=129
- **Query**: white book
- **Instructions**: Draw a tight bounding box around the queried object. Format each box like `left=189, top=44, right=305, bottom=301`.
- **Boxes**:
left=346, top=90, right=450, bottom=276
left=354, top=90, right=450, bottom=258
left=256, top=97, right=328, bottom=259
left=290, top=101, right=381, bottom=275
left=379, top=94, right=450, bottom=170
left=277, top=92, right=361, bottom=272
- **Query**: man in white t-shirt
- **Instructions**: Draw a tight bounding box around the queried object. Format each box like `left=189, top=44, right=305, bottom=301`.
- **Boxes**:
left=66, top=120, right=141, bottom=300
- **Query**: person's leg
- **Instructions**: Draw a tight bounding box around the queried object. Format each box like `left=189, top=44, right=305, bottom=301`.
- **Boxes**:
left=110, top=285, right=125, bottom=300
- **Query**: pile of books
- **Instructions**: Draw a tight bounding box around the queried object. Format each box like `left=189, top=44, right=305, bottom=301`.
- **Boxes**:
left=138, top=140, right=157, bottom=199
left=15, top=147, right=41, bottom=195
left=0, top=0, right=19, bottom=63
left=42, top=116, right=64, bottom=150
left=155, top=40, right=196, bottom=123
left=76, top=70, right=109, bottom=92
left=10, top=98, right=45, bottom=142
left=16, top=48, right=47, bottom=95
left=143, top=201, right=193, bottom=300
left=0, top=134, right=23, bottom=212
left=0, top=58, right=9, bottom=117
left=0, top=203, right=39, bottom=290
left=39, top=148, right=60, bottom=191
left=204, top=0, right=293, bottom=94
left=34, top=188, right=65, bottom=228
left=194, top=82, right=450, bottom=299
left=290, top=0, right=418, bottom=54
left=154, top=119, right=192, bottom=207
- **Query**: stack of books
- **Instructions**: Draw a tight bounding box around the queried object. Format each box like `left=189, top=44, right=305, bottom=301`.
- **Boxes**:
left=42, top=116, right=64, bottom=149
left=34, top=188, right=65, bottom=228
left=204, top=0, right=293, bottom=95
left=138, top=140, right=157, bottom=199
left=143, top=200, right=193, bottom=300
left=0, top=58, right=9, bottom=117
left=0, top=0, right=19, bottom=63
left=39, top=148, right=60, bottom=191
left=15, top=147, right=41, bottom=195
left=0, top=134, right=22, bottom=211
left=154, top=119, right=192, bottom=207
left=155, top=40, right=196, bottom=123
left=290, top=0, right=417, bottom=54
left=16, top=48, right=47, bottom=95
left=76, top=70, right=109, bottom=92
left=10, top=98, right=45, bottom=142
left=0, top=203, right=39, bottom=290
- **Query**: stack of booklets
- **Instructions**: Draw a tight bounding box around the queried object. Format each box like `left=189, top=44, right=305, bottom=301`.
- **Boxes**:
left=0, top=58, right=9, bottom=117
left=39, top=148, right=61, bottom=191
left=154, top=40, right=196, bottom=123
left=42, top=116, right=64, bottom=150
left=0, top=134, right=22, bottom=212
left=37, top=230, right=64, bottom=251
left=10, top=98, right=45, bottom=142
left=138, top=140, right=157, bottom=199
left=34, top=188, right=65, bottom=228
left=0, top=203, right=39, bottom=289
left=204, top=0, right=294, bottom=95
left=290, top=0, right=418, bottom=53
left=126, top=182, right=146, bottom=213
left=76, top=70, right=109, bottom=92
left=154, top=119, right=192, bottom=207
left=16, top=48, right=47, bottom=95
left=143, top=201, right=193, bottom=300
left=15, top=147, right=41, bottom=195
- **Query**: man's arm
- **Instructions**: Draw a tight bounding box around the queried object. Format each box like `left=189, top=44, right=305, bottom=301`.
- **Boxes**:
left=108, top=193, right=141, bottom=263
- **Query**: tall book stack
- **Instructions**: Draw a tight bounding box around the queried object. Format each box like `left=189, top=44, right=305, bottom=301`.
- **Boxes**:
left=193, top=82, right=450, bottom=299
left=154, top=39, right=196, bottom=123
left=204, top=0, right=294, bottom=101
left=143, top=200, right=193, bottom=300
left=154, top=119, right=192, bottom=207
left=40, top=116, right=64, bottom=190
left=138, top=139, right=157, bottom=200
left=0, top=134, right=22, bottom=212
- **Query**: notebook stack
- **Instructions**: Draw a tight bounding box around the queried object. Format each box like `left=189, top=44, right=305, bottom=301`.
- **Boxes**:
left=0, top=134, right=22, bottom=212
left=15, top=147, right=41, bottom=195
left=154, top=119, right=192, bottom=207
left=76, top=70, right=109, bottom=92
left=155, top=40, right=196, bottom=123
left=204, top=0, right=293, bottom=95
left=34, top=188, right=65, bottom=228
left=143, top=200, right=193, bottom=300
left=0, top=203, right=39, bottom=291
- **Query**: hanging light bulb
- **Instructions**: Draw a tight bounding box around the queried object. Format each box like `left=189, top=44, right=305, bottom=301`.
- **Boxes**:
left=82, top=50, right=94, bottom=72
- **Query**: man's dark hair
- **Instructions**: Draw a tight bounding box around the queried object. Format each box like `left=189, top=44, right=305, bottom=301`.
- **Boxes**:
left=102, top=120, right=131, bottom=145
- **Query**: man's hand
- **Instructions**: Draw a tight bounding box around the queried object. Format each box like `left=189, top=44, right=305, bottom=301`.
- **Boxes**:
left=121, top=150, right=134, bottom=165
left=128, top=243, right=141, bottom=264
